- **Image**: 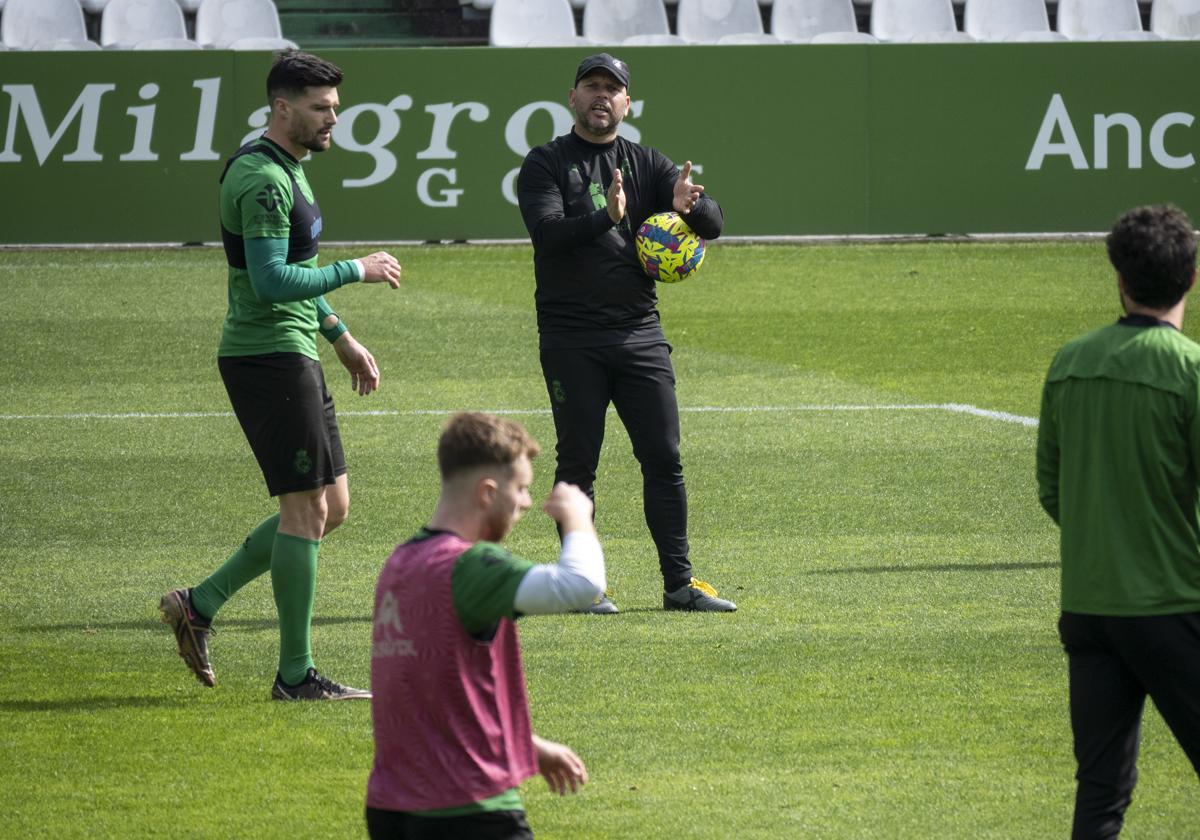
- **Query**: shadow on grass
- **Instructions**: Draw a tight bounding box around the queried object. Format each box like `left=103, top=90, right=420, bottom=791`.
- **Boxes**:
left=16, top=615, right=370, bottom=633
left=0, top=695, right=181, bottom=713
left=804, top=560, right=1059, bottom=576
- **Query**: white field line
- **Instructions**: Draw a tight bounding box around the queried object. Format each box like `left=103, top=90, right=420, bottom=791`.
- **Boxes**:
left=0, top=403, right=1039, bottom=426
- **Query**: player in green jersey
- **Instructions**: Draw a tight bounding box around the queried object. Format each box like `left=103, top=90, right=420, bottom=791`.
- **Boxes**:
left=160, top=50, right=402, bottom=701
left=1037, top=204, right=1200, bottom=837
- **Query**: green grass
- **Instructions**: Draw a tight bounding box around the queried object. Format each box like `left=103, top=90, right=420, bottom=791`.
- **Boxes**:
left=2, top=242, right=1197, bottom=838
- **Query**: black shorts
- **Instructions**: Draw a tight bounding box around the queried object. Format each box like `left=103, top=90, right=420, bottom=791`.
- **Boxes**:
left=219, top=353, right=347, bottom=497
left=365, top=806, right=533, bottom=840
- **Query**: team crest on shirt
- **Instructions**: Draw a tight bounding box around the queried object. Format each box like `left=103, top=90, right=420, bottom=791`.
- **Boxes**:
left=256, top=184, right=283, bottom=212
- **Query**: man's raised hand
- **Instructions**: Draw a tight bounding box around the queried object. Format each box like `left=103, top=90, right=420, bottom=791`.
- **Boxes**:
left=672, top=160, right=705, bottom=215
left=607, top=168, right=626, bottom=224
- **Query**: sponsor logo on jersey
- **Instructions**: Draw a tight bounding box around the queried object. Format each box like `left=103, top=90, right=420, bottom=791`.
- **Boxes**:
left=373, top=591, right=417, bottom=658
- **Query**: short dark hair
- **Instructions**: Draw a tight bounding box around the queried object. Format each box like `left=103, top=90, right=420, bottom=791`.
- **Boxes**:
left=1107, top=204, right=1197, bottom=309
left=437, top=413, right=540, bottom=480
left=265, top=50, right=343, bottom=104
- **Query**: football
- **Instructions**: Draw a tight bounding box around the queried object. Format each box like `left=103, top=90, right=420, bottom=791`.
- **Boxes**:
left=635, top=212, right=706, bottom=283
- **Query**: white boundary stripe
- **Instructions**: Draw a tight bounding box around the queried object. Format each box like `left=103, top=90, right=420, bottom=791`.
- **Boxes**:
left=0, top=403, right=1039, bottom=426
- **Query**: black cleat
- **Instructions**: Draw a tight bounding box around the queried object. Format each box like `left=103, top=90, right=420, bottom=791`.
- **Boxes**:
left=271, top=668, right=371, bottom=701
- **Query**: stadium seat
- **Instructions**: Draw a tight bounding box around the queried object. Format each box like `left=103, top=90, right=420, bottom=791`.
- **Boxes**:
left=1096, top=28, right=1162, bottom=38
left=582, top=0, right=670, bottom=45
left=810, top=29, right=879, bottom=41
left=195, top=0, right=283, bottom=48
left=2, top=0, right=91, bottom=48
left=676, top=0, right=765, bottom=43
left=133, top=36, right=203, bottom=47
left=1056, top=0, right=1143, bottom=39
left=963, top=0, right=1053, bottom=41
left=489, top=0, right=584, bottom=45
left=1151, top=0, right=1200, bottom=37
left=870, top=0, right=957, bottom=40
left=101, top=0, right=189, bottom=48
left=907, top=28, right=972, bottom=39
left=229, top=35, right=300, bottom=48
left=1003, top=29, right=1067, bottom=41
left=771, top=0, right=858, bottom=41
left=717, top=30, right=783, bottom=40
left=622, top=32, right=688, bottom=42
left=32, top=38, right=103, bottom=49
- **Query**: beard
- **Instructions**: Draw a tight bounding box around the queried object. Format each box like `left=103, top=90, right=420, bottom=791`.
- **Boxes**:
left=575, top=102, right=621, bottom=135
left=294, top=125, right=332, bottom=154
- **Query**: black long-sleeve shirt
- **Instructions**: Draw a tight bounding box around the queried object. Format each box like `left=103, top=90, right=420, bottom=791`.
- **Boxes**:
left=517, top=130, right=724, bottom=349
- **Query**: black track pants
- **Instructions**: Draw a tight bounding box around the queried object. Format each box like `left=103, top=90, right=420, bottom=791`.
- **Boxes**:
left=1058, top=611, right=1200, bottom=839
left=540, top=341, right=692, bottom=591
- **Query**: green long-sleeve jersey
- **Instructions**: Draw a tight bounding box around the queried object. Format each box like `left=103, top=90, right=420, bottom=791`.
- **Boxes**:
left=1037, top=315, right=1200, bottom=615
left=217, top=138, right=360, bottom=359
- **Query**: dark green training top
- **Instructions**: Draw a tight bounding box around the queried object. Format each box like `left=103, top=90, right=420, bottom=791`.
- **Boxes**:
left=1038, top=315, right=1200, bottom=615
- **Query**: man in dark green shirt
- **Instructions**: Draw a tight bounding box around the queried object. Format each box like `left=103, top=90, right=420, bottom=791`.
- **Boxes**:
left=160, top=50, right=402, bottom=701
left=1037, top=204, right=1200, bottom=838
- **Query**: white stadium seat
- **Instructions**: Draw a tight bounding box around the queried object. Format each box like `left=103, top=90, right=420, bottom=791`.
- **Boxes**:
left=489, top=0, right=584, bottom=45
left=1151, top=0, right=1200, bottom=38
left=1096, top=29, right=1162, bottom=38
left=134, top=36, right=203, bottom=48
left=195, top=0, right=283, bottom=48
left=907, top=28, right=973, bottom=39
left=1003, top=29, right=1067, bottom=41
left=676, top=0, right=765, bottom=43
left=583, top=0, right=671, bottom=45
left=229, top=36, right=301, bottom=49
left=716, top=31, right=783, bottom=40
left=963, top=0, right=1052, bottom=41
left=1056, top=0, right=1143, bottom=39
left=870, top=0, right=957, bottom=40
left=32, top=38, right=103, bottom=49
left=2, top=0, right=89, bottom=48
left=622, top=32, right=688, bottom=43
left=101, top=0, right=189, bottom=48
left=810, top=29, right=879, bottom=41
left=771, top=0, right=858, bottom=41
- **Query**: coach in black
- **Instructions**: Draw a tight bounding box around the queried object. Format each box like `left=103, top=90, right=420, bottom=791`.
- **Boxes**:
left=516, top=53, right=735, bottom=614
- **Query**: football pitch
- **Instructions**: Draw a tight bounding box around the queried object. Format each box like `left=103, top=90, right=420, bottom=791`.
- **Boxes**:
left=2, top=241, right=1197, bottom=838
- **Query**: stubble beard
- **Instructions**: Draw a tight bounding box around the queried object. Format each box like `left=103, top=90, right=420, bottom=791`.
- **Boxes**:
left=295, top=125, right=332, bottom=154
left=576, top=104, right=621, bottom=139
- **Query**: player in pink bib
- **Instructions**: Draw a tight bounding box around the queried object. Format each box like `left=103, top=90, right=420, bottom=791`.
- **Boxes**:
left=367, top=412, right=606, bottom=839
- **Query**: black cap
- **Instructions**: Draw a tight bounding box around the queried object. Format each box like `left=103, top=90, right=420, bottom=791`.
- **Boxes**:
left=574, top=53, right=630, bottom=89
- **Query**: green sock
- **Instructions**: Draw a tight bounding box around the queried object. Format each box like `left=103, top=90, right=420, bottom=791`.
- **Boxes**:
left=271, top=531, right=319, bottom=685
left=190, top=514, right=280, bottom=620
